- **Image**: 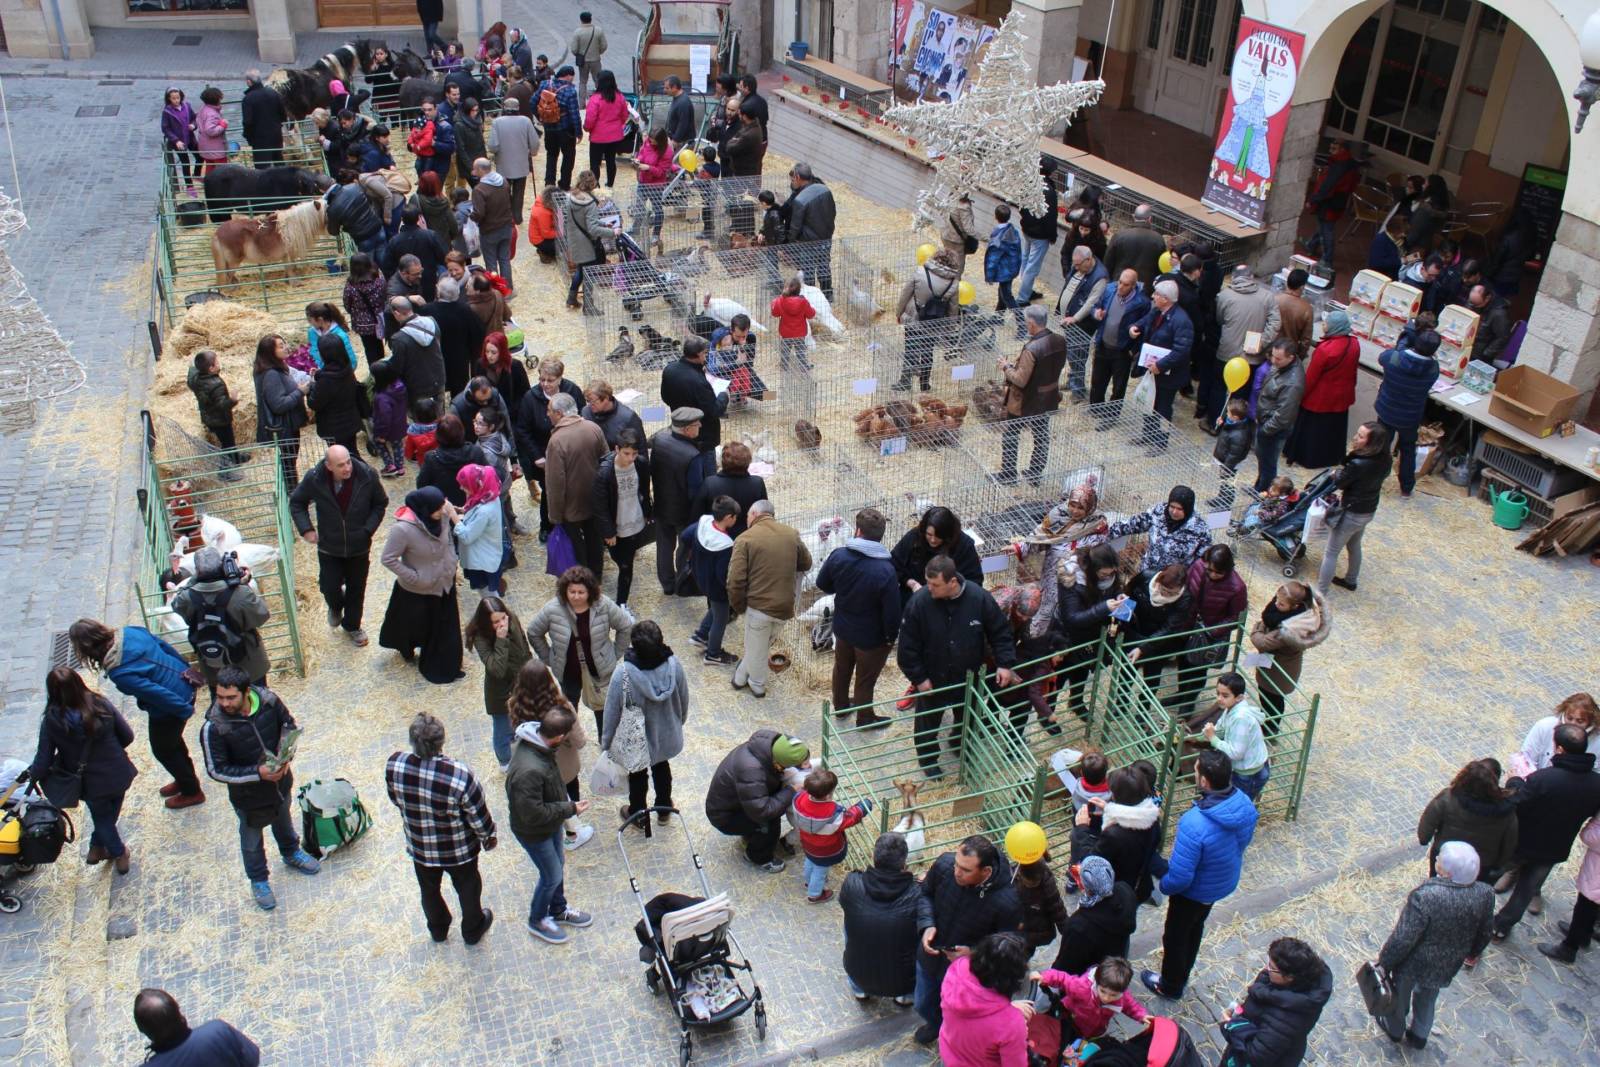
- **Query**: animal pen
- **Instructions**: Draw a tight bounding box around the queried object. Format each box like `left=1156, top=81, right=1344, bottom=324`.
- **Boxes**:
left=134, top=414, right=305, bottom=678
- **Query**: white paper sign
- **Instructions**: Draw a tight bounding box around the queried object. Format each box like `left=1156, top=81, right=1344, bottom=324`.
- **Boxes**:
left=852, top=378, right=878, bottom=395
left=640, top=405, right=668, bottom=422
left=1448, top=392, right=1483, bottom=406
left=1205, top=511, right=1233, bottom=531
left=1240, top=651, right=1276, bottom=669
left=980, top=554, right=1010, bottom=574
left=708, top=374, right=731, bottom=397
left=615, top=388, right=643, bottom=404
left=951, top=364, right=975, bottom=381
left=688, top=44, right=712, bottom=92
left=749, top=461, right=775, bottom=478
left=879, top=436, right=907, bottom=456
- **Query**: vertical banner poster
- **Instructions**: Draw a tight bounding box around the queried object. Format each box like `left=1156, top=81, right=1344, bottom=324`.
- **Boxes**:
left=890, top=0, right=927, bottom=74
left=1201, top=18, right=1307, bottom=228
left=911, top=10, right=958, bottom=98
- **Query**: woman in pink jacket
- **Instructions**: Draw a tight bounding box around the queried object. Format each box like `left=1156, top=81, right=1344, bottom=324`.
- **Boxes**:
left=938, top=932, right=1032, bottom=1067
left=632, top=127, right=679, bottom=248
left=1540, top=816, right=1600, bottom=962
left=194, top=86, right=230, bottom=176
left=583, top=71, right=632, bottom=188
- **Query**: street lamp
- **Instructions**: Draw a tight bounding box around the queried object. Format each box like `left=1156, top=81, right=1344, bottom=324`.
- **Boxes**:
left=1575, top=8, right=1600, bottom=132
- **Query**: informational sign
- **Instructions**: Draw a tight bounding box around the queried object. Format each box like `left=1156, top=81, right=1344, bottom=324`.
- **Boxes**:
left=1201, top=18, right=1307, bottom=229
left=688, top=44, right=712, bottom=93
left=1514, top=164, right=1566, bottom=263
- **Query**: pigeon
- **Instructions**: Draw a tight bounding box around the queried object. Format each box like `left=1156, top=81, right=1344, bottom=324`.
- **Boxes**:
left=702, top=294, right=769, bottom=333
left=607, top=326, right=634, bottom=363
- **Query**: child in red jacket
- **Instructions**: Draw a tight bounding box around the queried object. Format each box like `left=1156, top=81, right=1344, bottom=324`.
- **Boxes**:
left=403, top=397, right=439, bottom=465
left=789, top=768, right=872, bottom=904
left=1032, top=957, right=1149, bottom=1042
left=770, top=278, right=816, bottom=372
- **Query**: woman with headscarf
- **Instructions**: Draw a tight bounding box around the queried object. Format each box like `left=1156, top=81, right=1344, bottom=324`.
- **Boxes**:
left=455, top=464, right=505, bottom=595
left=1016, top=484, right=1109, bottom=639
left=1105, top=485, right=1213, bottom=572
left=30, top=667, right=140, bottom=873
left=602, top=619, right=690, bottom=827
left=1051, top=855, right=1138, bottom=975
left=1285, top=309, right=1361, bottom=469
left=506, top=659, right=595, bottom=848
left=378, top=486, right=465, bottom=683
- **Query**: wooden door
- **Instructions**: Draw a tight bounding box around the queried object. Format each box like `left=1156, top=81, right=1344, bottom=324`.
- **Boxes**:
left=317, top=0, right=416, bottom=28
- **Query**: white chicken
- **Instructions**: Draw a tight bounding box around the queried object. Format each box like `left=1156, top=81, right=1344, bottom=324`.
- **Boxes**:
left=890, top=780, right=926, bottom=855
left=795, top=271, right=846, bottom=336
left=702, top=294, right=769, bottom=333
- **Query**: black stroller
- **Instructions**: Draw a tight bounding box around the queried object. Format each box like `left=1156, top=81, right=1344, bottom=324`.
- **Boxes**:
left=1237, top=467, right=1341, bottom=578
left=608, top=231, right=694, bottom=323
left=0, top=764, right=74, bottom=914
left=621, top=807, right=767, bottom=1066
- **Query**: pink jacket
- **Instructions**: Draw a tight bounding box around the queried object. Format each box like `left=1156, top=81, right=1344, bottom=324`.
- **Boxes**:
left=583, top=91, right=631, bottom=144
left=196, top=103, right=229, bottom=162
left=1036, top=969, right=1149, bottom=1041
left=1577, top=817, right=1600, bottom=904
left=635, top=140, right=677, bottom=186
left=938, top=957, right=1028, bottom=1067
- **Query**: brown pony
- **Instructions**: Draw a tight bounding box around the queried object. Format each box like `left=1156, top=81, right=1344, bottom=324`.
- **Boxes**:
left=210, top=200, right=326, bottom=288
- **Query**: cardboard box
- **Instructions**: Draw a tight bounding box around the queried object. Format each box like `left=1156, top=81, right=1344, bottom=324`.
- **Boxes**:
left=1488, top=365, right=1582, bottom=438
left=1370, top=313, right=1405, bottom=348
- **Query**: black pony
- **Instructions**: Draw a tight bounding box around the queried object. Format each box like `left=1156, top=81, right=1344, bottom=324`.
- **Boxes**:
left=265, top=39, right=385, bottom=120
left=202, top=165, right=332, bottom=223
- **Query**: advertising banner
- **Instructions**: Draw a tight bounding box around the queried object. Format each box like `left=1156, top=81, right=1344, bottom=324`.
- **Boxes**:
left=1201, top=18, right=1307, bottom=228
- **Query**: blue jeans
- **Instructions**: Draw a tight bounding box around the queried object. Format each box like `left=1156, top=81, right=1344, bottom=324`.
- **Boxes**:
left=1234, top=763, right=1269, bottom=801
left=237, top=796, right=300, bottom=883
left=914, top=950, right=950, bottom=1027
left=422, top=21, right=445, bottom=52
left=85, top=792, right=127, bottom=859
left=1016, top=236, right=1050, bottom=302
left=490, top=712, right=513, bottom=767
left=1304, top=217, right=1337, bottom=263
left=357, top=230, right=388, bottom=270
left=1253, top=428, right=1288, bottom=492
left=803, top=857, right=829, bottom=897
left=696, top=599, right=730, bottom=655
left=516, top=831, right=568, bottom=927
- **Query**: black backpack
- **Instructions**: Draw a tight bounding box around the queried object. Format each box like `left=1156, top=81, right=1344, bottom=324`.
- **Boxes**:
left=187, top=585, right=249, bottom=667
left=917, top=267, right=954, bottom=321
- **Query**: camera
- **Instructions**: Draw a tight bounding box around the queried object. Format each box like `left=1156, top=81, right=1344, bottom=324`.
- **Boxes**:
left=219, top=550, right=244, bottom=585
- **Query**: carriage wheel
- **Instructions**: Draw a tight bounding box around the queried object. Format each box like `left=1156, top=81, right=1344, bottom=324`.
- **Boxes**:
left=754, top=1001, right=767, bottom=1041
left=679, top=1034, right=693, bottom=1067
left=0, top=893, right=20, bottom=914
left=14, top=862, right=35, bottom=874
left=1282, top=564, right=1297, bottom=577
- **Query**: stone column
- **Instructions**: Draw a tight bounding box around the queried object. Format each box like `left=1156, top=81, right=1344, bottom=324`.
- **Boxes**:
left=1517, top=213, right=1600, bottom=408
left=0, top=0, right=95, bottom=60
left=1251, top=98, right=1324, bottom=273
left=833, top=0, right=892, bottom=82
left=1011, top=0, right=1082, bottom=88
left=254, top=0, right=295, bottom=63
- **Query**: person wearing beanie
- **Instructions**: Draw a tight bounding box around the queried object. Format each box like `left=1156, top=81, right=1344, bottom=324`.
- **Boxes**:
left=1286, top=308, right=1361, bottom=469
left=648, top=407, right=713, bottom=596
left=1106, top=485, right=1212, bottom=572
left=704, top=729, right=809, bottom=872
left=1126, top=277, right=1193, bottom=454
left=169, top=547, right=272, bottom=688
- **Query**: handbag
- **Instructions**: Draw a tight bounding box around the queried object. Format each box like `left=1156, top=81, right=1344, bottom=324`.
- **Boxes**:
left=610, top=671, right=653, bottom=774
left=1182, top=631, right=1226, bottom=668
left=574, top=637, right=606, bottom=711
left=1356, top=961, right=1394, bottom=1017
left=544, top=524, right=579, bottom=576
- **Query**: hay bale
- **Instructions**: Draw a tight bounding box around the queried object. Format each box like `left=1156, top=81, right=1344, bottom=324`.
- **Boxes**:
left=155, top=300, right=283, bottom=446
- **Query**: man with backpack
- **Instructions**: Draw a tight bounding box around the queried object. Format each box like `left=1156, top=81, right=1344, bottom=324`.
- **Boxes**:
left=537, top=66, right=581, bottom=192
left=200, top=667, right=321, bottom=911
left=170, top=547, right=271, bottom=689
left=892, top=247, right=962, bottom=392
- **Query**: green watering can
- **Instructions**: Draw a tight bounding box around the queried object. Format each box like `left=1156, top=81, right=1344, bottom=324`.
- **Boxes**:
left=1489, top=485, right=1532, bottom=530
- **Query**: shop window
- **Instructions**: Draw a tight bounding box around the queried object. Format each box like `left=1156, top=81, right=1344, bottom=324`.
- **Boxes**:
left=128, top=0, right=249, bottom=12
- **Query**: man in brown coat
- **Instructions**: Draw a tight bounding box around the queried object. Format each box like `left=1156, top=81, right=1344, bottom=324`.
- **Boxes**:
left=998, top=305, right=1067, bottom=485
left=471, top=158, right=518, bottom=294
left=727, top=500, right=812, bottom=698
left=543, top=392, right=610, bottom=578
left=1276, top=268, right=1314, bottom=359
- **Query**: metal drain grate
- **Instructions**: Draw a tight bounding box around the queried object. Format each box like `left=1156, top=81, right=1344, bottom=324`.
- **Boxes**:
left=74, top=105, right=120, bottom=118
left=172, top=35, right=202, bottom=46
left=98, top=79, right=134, bottom=86
left=50, top=631, right=81, bottom=670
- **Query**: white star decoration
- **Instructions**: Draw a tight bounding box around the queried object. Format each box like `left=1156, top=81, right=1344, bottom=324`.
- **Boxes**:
left=884, top=12, right=1105, bottom=227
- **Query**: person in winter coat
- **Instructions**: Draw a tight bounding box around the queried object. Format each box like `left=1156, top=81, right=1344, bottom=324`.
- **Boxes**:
left=841, top=831, right=922, bottom=1002
left=1302, top=140, right=1362, bottom=263
left=1248, top=581, right=1329, bottom=733
left=1208, top=396, right=1254, bottom=510
left=1513, top=692, right=1600, bottom=774
left=1100, top=204, right=1163, bottom=286
left=1374, top=328, right=1441, bottom=498
left=771, top=278, right=817, bottom=372
left=527, top=183, right=560, bottom=262
left=1016, top=485, right=1110, bottom=644
left=251, top=334, right=309, bottom=488
left=817, top=507, right=901, bottom=726
left=469, top=158, right=517, bottom=290
left=659, top=335, right=722, bottom=447
left=985, top=205, right=1023, bottom=312
left=1209, top=265, right=1281, bottom=422
left=1127, top=280, right=1194, bottom=451
left=488, top=97, right=540, bottom=219
left=893, top=250, right=963, bottom=390
left=1140, top=750, right=1258, bottom=999
left=684, top=496, right=740, bottom=662
left=1054, top=544, right=1131, bottom=721
left=1217, top=938, right=1331, bottom=1067
left=194, top=86, right=229, bottom=174
left=1016, top=157, right=1059, bottom=304
left=1108, top=485, right=1212, bottom=573
left=1251, top=340, right=1306, bottom=493
left=69, top=619, right=202, bottom=807
left=590, top=430, right=653, bottom=609
left=579, top=380, right=645, bottom=450
left=1539, top=815, right=1600, bottom=963
left=200, top=668, right=321, bottom=909
left=1377, top=841, right=1492, bottom=1049
left=1014, top=857, right=1070, bottom=951
left=582, top=72, right=630, bottom=187
left=938, top=932, right=1032, bottom=1067
left=890, top=506, right=982, bottom=612
left=416, top=413, right=488, bottom=507
left=528, top=565, right=634, bottom=730
left=343, top=253, right=388, bottom=367
left=453, top=464, right=505, bottom=593
left=913, top=835, right=1023, bottom=1044
left=378, top=299, right=447, bottom=408
left=187, top=349, right=240, bottom=454
left=648, top=409, right=709, bottom=594
left=505, top=705, right=594, bottom=945
left=601, top=620, right=689, bottom=823
left=1178, top=544, right=1248, bottom=711
left=560, top=171, right=614, bottom=307
left=506, top=660, right=593, bottom=848
left=727, top=501, right=812, bottom=698
left=690, top=442, right=769, bottom=540
left=1088, top=269, right=1151, bottom=413
left=169, top=547, right=272, bottom=688
left=940, top=194, right=978, bottom=277
left=1053, top=855, right=1138, bottom=975
left=306, top=342, right=369, bottom=452
left=898, top=556, right=1020, bottom=778
left=134, top=989, right=259, bottom=1067
left=1285, top=310, right=1360, bottom=469
left=1192, top=672, right=1270, bottom=801
left=424, top=285, right=488, bottom=396
left=162, top=87, right=200, bottom=194
left=30, top=667, right=139, bottom=872
left=1316, top=421, right=1393, bottom=595
left=1055, top=246, right=1110, bottom=401
left=514, top=359, right=587, bottom=537
left=1125, top=563, right=1195, bottom=695
left=1493, top=723, right=1600, bottom=940
left=289, top=444, right=388, bottom=644
left=465, top=595, right=530, bottom=767
left=240, top=72, right=286, bottom=168
left=1417, top=758, right=1517, bottom=883
left=544, top=394, right=611, bottom=577
left=1034, top=958, right=1149, bottom=1043
left=789, top=767, right=872, bottom=902
left=1078, top=768, right=1165, bottom=902
left=705, top=729, right=810, bottom=871
left=998, top=306, right=1068, bottom=482
left=378, top=486, right=463, bottom=684
left=454, top=99, right=488, bottom=182
left=414, top=171, right=461, bottom=252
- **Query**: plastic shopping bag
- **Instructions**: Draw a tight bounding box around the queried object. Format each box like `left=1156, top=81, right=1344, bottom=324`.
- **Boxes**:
left=589, top=751, right=627, bottom=796
left=1129, top=370, right=1157, bottom=412
left=545, top=524, right=578, bottom=576
left=1302, top=498, right=1330, bottom=543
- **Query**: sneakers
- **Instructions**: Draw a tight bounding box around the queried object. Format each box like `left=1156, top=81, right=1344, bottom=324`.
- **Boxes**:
left=893, top=994, right=915, bottom=1007
left=464, top=908, right=494, bottom=945
left=326, top=605, right=341, bottom=627
left=554, top=908, right=594, bottom=928
left=348, top=628, right=370, bottom=647
left=689, top=632, right=708, bottom=649
left=380, top=463, right=405, bottom=478
left=703, top=650, right=738, bottom=667
left=807, top=889, right=835, bottom=905
left=565, top=824, right=596, bottom=849
left=284, top=849, right=321, bottom=874
left=896, top=685, right=917, bottom=712
left=1139, top=970, right=1175, bottom=998
left=528, top=917, right=569, bottom=943
left=252, top=880, right=277, bottom=910
left=750, top=856, right=787, bottom=874
left=164, top=790, right=205, bottom=810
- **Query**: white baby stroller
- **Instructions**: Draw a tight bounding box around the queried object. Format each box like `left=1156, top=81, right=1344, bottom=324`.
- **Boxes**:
left=621, top=806, right=767, bottom=1066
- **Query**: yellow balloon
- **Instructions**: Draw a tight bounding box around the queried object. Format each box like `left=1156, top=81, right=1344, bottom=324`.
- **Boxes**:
left=1158, top=251, right=1173, bottom=274
left=676, top=148, right=701, bottom=172
left=957, top=280, right=976, bottom=306
left=1004, top=821, right=1047, bottom=865
left=915, top=243, right=937, bottom=266
left=1223, top=356, right=1252, bottom=393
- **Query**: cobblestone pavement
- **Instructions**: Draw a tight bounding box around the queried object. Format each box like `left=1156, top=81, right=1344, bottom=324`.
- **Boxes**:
left=1, top=31, right=1598, bottom=1067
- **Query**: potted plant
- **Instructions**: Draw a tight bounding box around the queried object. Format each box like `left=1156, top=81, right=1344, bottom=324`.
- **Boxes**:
left=789, top=40, right=810, bottom=60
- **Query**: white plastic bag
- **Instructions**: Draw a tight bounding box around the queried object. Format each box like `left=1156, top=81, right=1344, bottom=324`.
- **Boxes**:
left=1302, top=498, right=1330, bottom=542
left=589, top=751, right=627, bottom=796
left=463, top=218, right=481, bottom=257
left=1129, top=371, right=1158, bottom=412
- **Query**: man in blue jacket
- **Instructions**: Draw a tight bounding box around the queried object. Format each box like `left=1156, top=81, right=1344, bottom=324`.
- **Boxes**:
left=1128, top=278, right=1194, bottom=454
left=1141, top=749, right=1258, bottom=999
left=816, top=507, right=901, bottom=729
left=1374, top=328, right=1442, bottom=498
left=1089, top=268, right=1150, bottom=416
left=135, top=988, right=259, bottom=1066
